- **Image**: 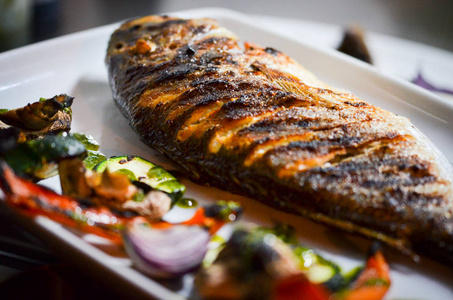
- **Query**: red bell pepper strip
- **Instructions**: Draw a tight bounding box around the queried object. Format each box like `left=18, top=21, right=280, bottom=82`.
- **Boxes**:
left=0, top=161, right=126, bottom=244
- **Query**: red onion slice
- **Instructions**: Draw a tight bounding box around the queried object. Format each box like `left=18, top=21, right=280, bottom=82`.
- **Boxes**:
left=123, top=222, right=210, bottom=278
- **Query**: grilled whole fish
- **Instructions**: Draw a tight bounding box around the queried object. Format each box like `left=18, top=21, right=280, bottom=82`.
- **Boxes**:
left=106, top=16, right=453, bottom=265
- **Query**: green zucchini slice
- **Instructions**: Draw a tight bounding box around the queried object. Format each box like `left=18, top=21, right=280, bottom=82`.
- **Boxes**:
left=2, top=132, right=86, bottom=181
left=294, top=246, right=344, bottom=291
left=72, top=132, right=106, bottom=169
left=94, top=155, right=185, bottom=202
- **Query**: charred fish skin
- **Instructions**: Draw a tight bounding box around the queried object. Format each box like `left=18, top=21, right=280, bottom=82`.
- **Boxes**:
left=106, top=16, right=453, bottom=265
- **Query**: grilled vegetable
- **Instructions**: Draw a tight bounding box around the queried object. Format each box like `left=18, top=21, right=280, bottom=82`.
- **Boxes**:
left=72, top=132, right=106, bottom=169
left=94, top=155, right=185, bottom=203
left=106, top=16, right=453, bottom=266
left=294, top=246, right=344, bottom=291
left=195, top=225, right=335, bottom=300
left=0, top=127, right=23, bottom=154
left=250, top=224, right=344, bottom=290
left=0, top=161, right=126, bottom=244
left=195, top=224, right=390, bottom=300
left=123, top=221, right=210, bottom=278
left=195, top=227, right=298, bottom=299
left=59, top=157, right=173, bottom=221
left=123, top=199, right=241, bottom=279
left=1, top=132, right=86, bottom=181
left=0, top=94, right=73, bottom=139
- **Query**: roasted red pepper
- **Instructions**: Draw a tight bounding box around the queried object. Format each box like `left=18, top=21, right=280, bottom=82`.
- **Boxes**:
left=0, top=161, right=126, bottom=244
left=340, top=249, right=390, bottom=300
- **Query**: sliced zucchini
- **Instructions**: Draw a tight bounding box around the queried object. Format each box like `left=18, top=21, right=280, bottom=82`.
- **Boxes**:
left=94, top=155, right=185, bottom=202
left=83, top=151, right=107, bottom=170
left=293, top=246, right=344, bottom=291
left=2, top=132, right=86, bottom=181
left=72, top=132, right=106, bottom=169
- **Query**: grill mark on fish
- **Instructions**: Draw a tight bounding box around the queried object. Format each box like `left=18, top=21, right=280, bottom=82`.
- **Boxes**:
left=171, top=79, right=267, bottom=137
left=242, top=117, right=404, bottom=168
left=106, top=16, right=453, bottom=266
left=173, top=79, right=310, bottom=145
left=308, top=153, right=436, bottom=193
left=238, top=106, right=375, bottom=140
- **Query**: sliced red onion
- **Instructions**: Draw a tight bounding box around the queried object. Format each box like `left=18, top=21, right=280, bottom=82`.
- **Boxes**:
left=123, top=223, right=210, bottom=278
left=412, top=72, right=453, bottom=95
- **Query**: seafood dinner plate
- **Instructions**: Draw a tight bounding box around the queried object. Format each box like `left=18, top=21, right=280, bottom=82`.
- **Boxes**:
left=1, top=7, right=453, bottom=299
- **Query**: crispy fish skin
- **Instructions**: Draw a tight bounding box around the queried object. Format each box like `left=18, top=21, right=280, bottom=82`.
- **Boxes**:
left=106, top=16, right=453, bottom=265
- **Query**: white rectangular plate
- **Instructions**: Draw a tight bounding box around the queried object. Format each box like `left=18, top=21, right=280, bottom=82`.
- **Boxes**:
left=1, top=7, right=452, bottom=299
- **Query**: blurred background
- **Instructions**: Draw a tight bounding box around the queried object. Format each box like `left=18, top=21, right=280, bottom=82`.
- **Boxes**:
left=1, top=0, right=453, bottom=53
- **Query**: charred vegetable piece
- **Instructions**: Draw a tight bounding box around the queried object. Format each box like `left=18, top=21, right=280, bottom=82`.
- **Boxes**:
left=0, top=127, right=24, bottom=155
left=195, top=226, right=305, bottom=300
left=253, top=224, right=344, bottom=290
left=123, top=221, right=210, bottom=278
left=94, top=156, right=185, bottom=202
left=196, top=223, right=391, bottom=300
left=2, top=132, right=86, bottom=181
left=59, top=158, right=94, bottom=199
left=72, top=133, right=106, bottom=169
left=0, top=161, right=126, bottom=244
left=0, top=94, right=73, bottom=139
